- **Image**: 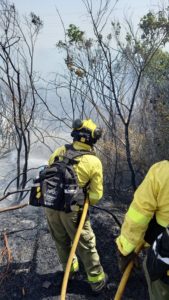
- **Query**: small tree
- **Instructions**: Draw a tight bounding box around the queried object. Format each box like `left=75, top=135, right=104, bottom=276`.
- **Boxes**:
left=0, top=0, right=43, bottom=191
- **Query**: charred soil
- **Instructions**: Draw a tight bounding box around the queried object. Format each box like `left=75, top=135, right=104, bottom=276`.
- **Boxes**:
left=0, top=197, right=149, bottom=300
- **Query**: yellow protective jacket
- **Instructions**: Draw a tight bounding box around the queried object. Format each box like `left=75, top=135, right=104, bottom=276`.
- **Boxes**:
left=48, top=141, right=103, bottom=205
left=116, top=160, right=169, bottom=256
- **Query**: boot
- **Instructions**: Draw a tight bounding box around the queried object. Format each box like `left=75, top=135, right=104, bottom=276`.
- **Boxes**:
left=90, top=273, right=108, bottom=294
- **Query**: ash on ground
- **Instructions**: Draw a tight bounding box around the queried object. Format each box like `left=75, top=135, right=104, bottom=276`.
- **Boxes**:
left=0, top=198, right=149, bottom=300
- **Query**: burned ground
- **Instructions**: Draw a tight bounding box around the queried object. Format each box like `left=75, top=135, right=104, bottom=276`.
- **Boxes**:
left=0, top=197, right=149, bottom=300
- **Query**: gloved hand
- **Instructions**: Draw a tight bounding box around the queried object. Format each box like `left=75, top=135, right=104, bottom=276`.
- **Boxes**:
left=117, top=250, right=138, bottom=273
left=76, top=196, right=85, bottom=207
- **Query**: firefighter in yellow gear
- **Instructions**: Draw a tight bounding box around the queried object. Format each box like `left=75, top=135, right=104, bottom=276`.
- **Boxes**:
left=116, top=160, right=169, bottom=300
left=45, top=119, right=107, bottom=294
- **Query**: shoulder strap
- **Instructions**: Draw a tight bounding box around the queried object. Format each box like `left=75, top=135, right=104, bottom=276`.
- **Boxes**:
left=63, top=144, right=95, bottom=163
left=64, top=144, right=72, bottom=151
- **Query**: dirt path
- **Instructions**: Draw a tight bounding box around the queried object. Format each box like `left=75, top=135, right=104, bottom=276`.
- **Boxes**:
left=0, top=201, right=149, bottom=300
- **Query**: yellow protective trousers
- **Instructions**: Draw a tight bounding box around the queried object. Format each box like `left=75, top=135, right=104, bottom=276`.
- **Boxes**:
left=45, top=207, right=105, bottom=283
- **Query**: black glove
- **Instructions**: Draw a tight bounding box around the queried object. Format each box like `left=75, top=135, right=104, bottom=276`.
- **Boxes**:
left=75, top=193, right=85, bottom=207
left=117, top=251, right=137, bottom=273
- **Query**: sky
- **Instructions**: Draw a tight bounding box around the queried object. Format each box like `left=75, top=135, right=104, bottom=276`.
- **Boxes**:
left=11, top=0, right=166, bottom=75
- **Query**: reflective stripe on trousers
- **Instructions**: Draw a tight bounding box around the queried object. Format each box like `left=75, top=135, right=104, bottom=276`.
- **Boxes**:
left=88, top=271, right=105, bottom=283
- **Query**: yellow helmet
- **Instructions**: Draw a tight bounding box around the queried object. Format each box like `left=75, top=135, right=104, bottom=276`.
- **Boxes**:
left=71, top=119, right=102, bottom=145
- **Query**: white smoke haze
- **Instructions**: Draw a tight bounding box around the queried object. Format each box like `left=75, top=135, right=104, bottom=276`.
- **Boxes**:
left=0, top=129, right=71, bottom=208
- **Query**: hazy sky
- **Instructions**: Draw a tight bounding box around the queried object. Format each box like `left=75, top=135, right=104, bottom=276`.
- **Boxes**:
left=12, top=0, right=162, bottom=75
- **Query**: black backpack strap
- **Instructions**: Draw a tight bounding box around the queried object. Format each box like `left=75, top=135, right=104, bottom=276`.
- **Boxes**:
left=64, top=144, right=73, bottom=151
left=63, top=144, right=95, bottom=164
left=54, top=144, right=95, bottom=164
left=144, top=215, right=165, bottom=245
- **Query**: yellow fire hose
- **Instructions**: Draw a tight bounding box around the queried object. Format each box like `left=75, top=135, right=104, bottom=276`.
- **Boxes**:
left=60, top=198, right=89, bottom=300
left=114, top=242, right=144, bottom=300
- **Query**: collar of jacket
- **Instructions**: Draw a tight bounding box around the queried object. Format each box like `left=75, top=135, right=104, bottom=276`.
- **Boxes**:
left=72, top=141, right=92, bottom=151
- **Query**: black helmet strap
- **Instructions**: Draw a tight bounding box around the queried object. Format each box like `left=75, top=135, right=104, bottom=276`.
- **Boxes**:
left=71, top=127, right=101, bottom=145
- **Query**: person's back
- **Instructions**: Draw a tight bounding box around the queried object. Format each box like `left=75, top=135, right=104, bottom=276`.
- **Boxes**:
left=116, top=160, right=169, bottom=300
left=45, top=119, right=108, bottom=294
left=49, top=140, right=103, bottom=205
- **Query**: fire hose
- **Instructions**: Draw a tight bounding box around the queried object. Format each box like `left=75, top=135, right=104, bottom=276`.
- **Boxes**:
left=60, top=198, right=89, bottom=300
left=1, top=187, right=143, bottom=300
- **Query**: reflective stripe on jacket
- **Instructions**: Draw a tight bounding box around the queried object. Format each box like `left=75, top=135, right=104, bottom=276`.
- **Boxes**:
left=116, top=160, right=169, bottom=256
left=48, top=141, right=103, bottom=205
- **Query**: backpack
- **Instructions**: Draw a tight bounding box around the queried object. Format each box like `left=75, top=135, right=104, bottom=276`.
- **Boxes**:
left=29, top=144, right=95, bottom=212
left=146, top=226, right=169, bottom=282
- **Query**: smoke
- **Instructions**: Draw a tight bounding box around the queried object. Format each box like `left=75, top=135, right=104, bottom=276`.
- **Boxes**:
left=0, top=130, right=71, bottom=208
